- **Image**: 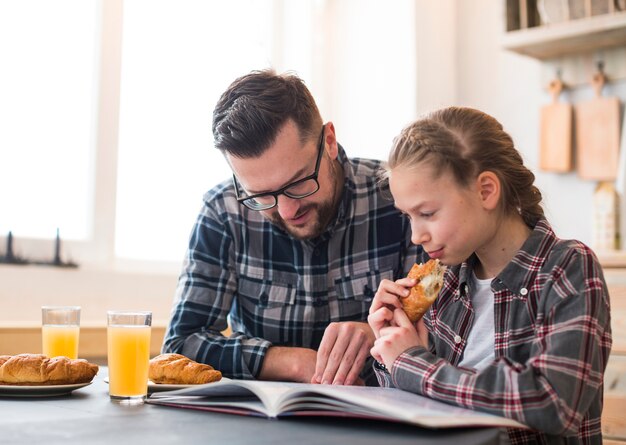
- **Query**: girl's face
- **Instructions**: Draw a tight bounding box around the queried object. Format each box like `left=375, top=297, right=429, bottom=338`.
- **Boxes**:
left=389, top=163, right=496, bottom=266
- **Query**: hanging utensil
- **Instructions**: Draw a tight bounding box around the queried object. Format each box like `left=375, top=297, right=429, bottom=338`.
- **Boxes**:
left=575, top=64, right=621, bottom=180
left=539, top=76, right=573, bottom=172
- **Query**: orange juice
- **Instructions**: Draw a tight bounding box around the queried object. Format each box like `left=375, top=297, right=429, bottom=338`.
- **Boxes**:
left=107, top=325, right=151, bottom=398
left=42, top=325, right=80, bottom=359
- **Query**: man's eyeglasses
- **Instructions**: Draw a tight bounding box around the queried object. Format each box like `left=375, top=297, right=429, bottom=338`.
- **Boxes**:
left=233, top=126, right=325, bottom=211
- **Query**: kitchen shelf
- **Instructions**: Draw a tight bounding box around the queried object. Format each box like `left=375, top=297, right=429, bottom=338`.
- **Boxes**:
left=502, top=9, right=626, bottom=59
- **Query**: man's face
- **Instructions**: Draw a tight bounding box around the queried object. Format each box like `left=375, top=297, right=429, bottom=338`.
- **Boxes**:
left=227, top=120, right=342, bottom=240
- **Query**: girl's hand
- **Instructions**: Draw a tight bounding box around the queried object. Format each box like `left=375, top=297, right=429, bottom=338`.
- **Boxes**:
left=367, top=306, right=394, bottom=363
left=370, top=308, right=427, bottom=369
left=415, top=317, right=429, bottom=349
left=368, top=277, right=416, bottom=338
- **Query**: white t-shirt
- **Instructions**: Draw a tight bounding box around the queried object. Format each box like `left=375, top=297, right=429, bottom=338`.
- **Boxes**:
left=458, top=271, right=495, bottom=371
left=458, top=273, right=511, bottom=445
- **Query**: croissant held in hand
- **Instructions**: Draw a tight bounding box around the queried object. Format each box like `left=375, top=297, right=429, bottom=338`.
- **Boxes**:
left=149, top=353, right=222, bottom=385
left=401, top=259, right=445, bottom=323
left=0, top=354, right=99, bottom=385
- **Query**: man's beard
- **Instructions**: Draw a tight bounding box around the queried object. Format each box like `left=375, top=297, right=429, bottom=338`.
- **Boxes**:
left=266, top=165, right=340, bottom=240
left=264, top=159, right=342, bottom=241
left=265, top=198, right=337, bottom=240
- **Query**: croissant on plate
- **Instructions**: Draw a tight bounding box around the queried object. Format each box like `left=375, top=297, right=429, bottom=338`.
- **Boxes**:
left=0, top=354, right=99, bottom=385
left=149, top=353, right=222, bottom=385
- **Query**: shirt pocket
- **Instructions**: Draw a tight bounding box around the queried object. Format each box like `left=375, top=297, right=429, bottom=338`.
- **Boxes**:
left=331, top=268, right=395, bottom=321
left=237, top=276, right=296, bottom=309
left=235, top=276, right=297, bottom=343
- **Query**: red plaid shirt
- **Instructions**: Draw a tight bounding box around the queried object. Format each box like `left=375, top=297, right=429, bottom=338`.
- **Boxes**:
left=375, top=220, right=612, bottom=444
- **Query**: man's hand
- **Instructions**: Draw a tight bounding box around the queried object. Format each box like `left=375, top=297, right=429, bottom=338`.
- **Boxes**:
left=258, top=346, right=317, bottom=383
left=311, top=321, right=375, bottom=386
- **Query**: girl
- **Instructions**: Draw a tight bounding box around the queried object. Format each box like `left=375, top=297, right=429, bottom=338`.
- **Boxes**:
left=368, top=107, right=611, bottom=444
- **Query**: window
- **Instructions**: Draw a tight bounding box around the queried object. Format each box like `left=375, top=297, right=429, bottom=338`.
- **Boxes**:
left=0, top=0, right=99, bottom=241
left=115, top=0, right=417, bottom=263
left=0, top=0, right=417, bottom=268
left=115, top=0, right=274, bottom=262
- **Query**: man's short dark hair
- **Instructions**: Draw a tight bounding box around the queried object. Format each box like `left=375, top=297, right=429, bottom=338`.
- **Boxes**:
left=212, top=69, right=323, bottom=158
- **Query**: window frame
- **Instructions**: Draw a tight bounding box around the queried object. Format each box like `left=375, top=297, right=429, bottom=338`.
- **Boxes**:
left=0, top=0, right=125, bottom=270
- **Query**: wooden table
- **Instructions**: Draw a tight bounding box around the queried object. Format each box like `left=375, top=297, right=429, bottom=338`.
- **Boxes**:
left=0, top=370, right=502, bottom=445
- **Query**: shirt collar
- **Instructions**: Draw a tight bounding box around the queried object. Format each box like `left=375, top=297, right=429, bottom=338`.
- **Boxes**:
left=334, top=144, right=355, bottom=224
left=457, top=219, right=556, bottom=300
left=307, top=144, right=356, bottom=245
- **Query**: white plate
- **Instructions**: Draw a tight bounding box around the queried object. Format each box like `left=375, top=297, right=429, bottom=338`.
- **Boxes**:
left=148, top=381, right=196, bottom=392
left=103, top=377, right=229, bottom=392
left=0, top=381, right=92, bottom=398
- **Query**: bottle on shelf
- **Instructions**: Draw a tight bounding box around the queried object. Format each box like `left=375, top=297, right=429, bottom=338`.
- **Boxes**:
left=592, top=181, right=619, bottom=251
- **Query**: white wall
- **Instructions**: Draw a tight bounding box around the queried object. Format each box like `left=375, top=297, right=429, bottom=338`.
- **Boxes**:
left=0, top=265, right=176, bottom=326
left=454, top=1, right=626, bottom=246
left=317, top=0, right=419, bottom=160
left=414, top=0, right=457, bottom=114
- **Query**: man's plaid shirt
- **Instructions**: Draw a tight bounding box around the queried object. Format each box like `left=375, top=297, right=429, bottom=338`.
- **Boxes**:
left=375, top=219, right=612, bottom=444
left=163, top=146, right=423, bottom=383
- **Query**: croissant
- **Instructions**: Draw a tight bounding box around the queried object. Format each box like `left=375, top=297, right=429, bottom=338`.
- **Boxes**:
left=0, top=354, right=99, bottom=385
left=401, top=259, right=445, bottom=323
left=149, top=353, right=222, bottom=385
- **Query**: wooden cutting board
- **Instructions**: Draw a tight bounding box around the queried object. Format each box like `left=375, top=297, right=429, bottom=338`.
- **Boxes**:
left=539, top=79, right=572, bottom=172
left=575, top=72, right=621, bottom=180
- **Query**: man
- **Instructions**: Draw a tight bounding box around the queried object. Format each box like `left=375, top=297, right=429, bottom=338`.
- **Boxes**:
left=163, top=70, right=423, bottom=386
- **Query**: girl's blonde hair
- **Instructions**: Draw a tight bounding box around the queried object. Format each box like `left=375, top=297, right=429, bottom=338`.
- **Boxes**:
left=387, top=107, right=544, bottom=227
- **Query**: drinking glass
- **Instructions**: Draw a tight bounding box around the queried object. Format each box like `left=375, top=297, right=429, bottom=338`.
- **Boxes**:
left=41, top=306, right=81, bottom=359
left=107, top=310, right=152, bottom=404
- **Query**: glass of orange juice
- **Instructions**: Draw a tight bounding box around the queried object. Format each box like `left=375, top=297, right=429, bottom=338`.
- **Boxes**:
left=107, top=310, right=152, bottom=405
left=41, top=306, right=81, bottom=359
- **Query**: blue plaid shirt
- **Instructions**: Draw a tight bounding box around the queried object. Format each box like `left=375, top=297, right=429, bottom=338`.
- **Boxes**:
left=163, top=145, right=423, bottom=383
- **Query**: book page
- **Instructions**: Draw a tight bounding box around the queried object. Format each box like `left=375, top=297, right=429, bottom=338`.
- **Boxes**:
left=288, top=385, right=526, bottom=428
left=150, top=380, right=295, bottom=417
left=149, top=380, right=527, bottom=429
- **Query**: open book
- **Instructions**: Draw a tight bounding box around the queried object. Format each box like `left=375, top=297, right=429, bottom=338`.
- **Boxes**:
left=147, top=380, right=527, bottom=429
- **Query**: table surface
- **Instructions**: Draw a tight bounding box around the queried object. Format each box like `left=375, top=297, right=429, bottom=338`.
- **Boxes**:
left=0, top=370, right=502, bottom=445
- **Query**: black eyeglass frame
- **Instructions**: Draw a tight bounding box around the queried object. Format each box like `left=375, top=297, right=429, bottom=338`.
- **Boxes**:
left=233, top=126, right=326, bottom=211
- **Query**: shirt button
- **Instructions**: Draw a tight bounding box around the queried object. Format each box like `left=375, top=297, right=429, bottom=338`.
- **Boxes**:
left=520, top=287, right=528, bottom=296
left=454, top=335, right=462, bottom=344
left=463, top=284, right=469, bottom=293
